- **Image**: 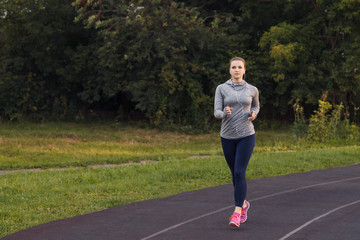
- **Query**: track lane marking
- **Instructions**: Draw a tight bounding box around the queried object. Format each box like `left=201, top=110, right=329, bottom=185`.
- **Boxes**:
left=278, top=199, right=360, bottom=240
left=141, top=176, right=360, bottom=240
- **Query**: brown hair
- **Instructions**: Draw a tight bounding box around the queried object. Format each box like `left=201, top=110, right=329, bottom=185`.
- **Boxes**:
left=229, top=57, right=246, bottom=69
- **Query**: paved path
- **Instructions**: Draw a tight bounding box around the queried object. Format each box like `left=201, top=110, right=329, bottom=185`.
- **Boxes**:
left=2, top=164, right=360, bottom=240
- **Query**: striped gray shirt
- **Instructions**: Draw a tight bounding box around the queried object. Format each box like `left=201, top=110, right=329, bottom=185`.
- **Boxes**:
left=214, top=79, right=260, bottom=139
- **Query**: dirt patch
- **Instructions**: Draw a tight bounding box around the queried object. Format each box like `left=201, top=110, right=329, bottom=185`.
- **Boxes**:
left=90, top=160, right=157, bottom=168
left=188, top=155, right=211, bottom=159
left=0, top=160, right=158, bottom=175
left=0, top=168, right=43, bottom=175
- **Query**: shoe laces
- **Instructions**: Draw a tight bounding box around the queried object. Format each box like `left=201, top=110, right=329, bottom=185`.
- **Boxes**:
left=230, top=213, right=240, bottom=221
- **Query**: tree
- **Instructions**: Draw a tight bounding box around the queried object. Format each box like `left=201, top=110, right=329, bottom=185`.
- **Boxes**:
left=1, top=0, right=359, bottom=126
left=259, top=0, right=360, bottom=118
left=72, top=0, right=229, bottom=129
left=0, top=0, right=91, bottom=120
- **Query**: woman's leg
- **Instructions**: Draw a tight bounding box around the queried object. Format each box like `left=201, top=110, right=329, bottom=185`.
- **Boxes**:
left=233, top=134, right=255, bottom=207
left=221, top=137, right=237, bottom=187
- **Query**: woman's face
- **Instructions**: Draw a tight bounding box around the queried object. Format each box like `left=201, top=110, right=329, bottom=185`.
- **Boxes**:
left=229, top=60, right=246, bottom=82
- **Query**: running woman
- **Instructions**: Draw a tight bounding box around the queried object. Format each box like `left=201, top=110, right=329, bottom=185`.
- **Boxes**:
left=214, top=57, right=260, bottom=228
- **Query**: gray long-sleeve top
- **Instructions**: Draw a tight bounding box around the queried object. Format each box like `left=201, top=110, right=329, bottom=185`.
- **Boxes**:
left=214, top=79, right=260, bottom=139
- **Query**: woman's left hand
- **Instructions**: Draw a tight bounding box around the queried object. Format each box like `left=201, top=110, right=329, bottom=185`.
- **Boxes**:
left=248, top=110, right=256, bottom=121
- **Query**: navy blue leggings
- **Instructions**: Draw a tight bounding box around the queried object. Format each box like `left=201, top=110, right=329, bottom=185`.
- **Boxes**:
left=221, top=134, right=255, bottom=207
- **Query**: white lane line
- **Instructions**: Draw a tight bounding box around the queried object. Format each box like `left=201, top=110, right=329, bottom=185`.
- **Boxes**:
left=251, top=176, right=360, bottom=201
left=278, top=199, right=360, bottom=240
left=141, top=176, right=360, bottom=240
left=140, top=205, right=233, bottom=240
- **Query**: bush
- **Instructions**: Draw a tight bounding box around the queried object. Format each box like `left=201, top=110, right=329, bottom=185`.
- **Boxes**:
left=292, top=99, right=307, bottom=138
left=295, top=96, right=360, bottom=142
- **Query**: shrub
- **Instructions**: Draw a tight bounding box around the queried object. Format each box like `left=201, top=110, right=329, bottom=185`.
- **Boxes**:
left=292, top=99, right=307, bottom=138
left=295, top=95, right=359, bottom=142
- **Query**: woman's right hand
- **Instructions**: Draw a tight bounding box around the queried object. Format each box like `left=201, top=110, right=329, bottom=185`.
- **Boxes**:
left=225, top=106, right=233, bottom=115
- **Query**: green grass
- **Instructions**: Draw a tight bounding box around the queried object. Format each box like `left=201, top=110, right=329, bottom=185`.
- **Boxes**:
left=0, top=122, right=221, bottom=170
left=0, top=122, right=359, bottom=237
left=1, top=122, right=357, bottom=170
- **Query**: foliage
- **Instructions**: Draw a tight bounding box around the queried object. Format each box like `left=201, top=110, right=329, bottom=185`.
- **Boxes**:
left=259, top=0, right=360, bottom=117
left=292, top=99, right=307, bottom=138
left=0, top=0, right=92, bottom=121
left=295, top=94, right=360, bottom=142
left=70, top=0, right=230, bottom=130
left=1, top=0, right=360, bottom=128
left=307, top=99, right=334, bottom=142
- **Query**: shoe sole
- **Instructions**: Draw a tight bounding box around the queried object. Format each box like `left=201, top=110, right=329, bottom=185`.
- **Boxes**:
left=229, top=222, right=240, bottom=228
left=240, top=201, right=250, bottom=224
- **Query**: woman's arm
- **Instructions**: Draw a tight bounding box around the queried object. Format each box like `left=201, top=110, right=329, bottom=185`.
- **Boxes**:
left=214, top=86, right=227, bottom=119
left=250, top=87, right=260, bottom=117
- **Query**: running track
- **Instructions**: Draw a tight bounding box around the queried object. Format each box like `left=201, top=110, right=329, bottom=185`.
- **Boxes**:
left=2, top=164, right=360, bottom=240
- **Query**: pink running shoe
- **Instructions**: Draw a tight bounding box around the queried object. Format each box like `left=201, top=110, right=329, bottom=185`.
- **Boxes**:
left=229, top=212, right=241, bottom=227
left=240, top=200, right=250, bottom=223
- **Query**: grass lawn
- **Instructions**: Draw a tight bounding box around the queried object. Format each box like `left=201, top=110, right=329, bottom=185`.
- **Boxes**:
left=0, top=122, right=359, bottom=237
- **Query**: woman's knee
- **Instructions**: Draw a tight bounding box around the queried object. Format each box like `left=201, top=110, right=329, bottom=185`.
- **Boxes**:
left=234, top=170, right=245, bottom=180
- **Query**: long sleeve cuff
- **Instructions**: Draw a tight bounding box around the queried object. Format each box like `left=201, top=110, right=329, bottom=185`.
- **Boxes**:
left=214, top=110, right=227, bottom=119
left=251, top=107, right=260, bottom=116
